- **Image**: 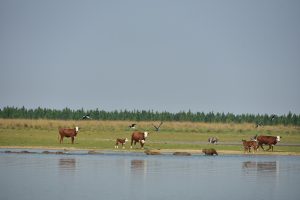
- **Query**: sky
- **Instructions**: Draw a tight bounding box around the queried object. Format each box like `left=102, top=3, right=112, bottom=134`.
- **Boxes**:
left=0, top=0, right=299, bottom=115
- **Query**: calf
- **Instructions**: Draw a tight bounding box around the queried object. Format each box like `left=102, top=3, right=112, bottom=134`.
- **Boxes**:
left=115, top=138, right=128, bottom=149
left=58, top=127, right=79, bottom=144
left=257, top=135, right=281, bottom=151
left=242, top=140, right=258, bottom=153
left=131, top=131, right=149, bottom=149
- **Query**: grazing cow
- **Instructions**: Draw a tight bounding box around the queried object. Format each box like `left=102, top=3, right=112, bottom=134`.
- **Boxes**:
left=202, top=148, right=218, bottom=156
left=208, top=137, right=218, bottom=144
left=115, top=138, right=128, bottom=149
left=256, top=135, right=281, bottom=151
left=58, top=127, right=79, bottom=144
left=130, top=131, right=149, bottom=149
left=242, top=140, right=258, bottom=153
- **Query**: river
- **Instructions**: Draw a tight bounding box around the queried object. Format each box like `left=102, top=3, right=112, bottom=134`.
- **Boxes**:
left=0, top=150, right=300, bottom=200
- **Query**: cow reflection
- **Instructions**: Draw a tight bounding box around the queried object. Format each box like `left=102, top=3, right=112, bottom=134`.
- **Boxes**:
left=243, top=161, right=278, bottom=176
left=59, top=158, right=76, bottom=171
left=243, top=161, right=277, bottom=171
left=131, top=160, right=145, bottom=170
left=131, top=160, right=147, bottom=177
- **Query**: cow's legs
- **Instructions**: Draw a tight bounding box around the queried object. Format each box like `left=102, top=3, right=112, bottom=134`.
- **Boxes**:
left=266, top=144, right=272, bottom=151
left=130, top=138, right=134, bottom=149
left=140, top=141, right=144, bottom=149
left=259, top=144, right=265, bottom=151
left=71, top=137, right=74, bottom=144
left=140, top=140, right=145, bottom=149
left=60, top=136, right=64, bottom=144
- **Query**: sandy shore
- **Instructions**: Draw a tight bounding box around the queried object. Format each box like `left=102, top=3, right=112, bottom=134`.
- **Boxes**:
left=1, top=146, right=300, bottom=156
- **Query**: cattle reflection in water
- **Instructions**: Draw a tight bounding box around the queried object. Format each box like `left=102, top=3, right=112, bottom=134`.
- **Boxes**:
left=131, top=160, right=147, bottom=177
left=59, top=158, right=76, bottom=171
left=242, top=161, right=278, bottom=176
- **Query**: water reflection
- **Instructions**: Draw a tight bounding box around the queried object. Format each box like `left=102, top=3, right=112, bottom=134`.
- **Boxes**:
left=1, top=153, right=300, bottom=200
left=242, top=161, right=278, bottom=177
left=59, top=158, right=76, bottom=171
left=243, top=161, right=277, bottom=171
left=131, top=159, right=147, bottom=177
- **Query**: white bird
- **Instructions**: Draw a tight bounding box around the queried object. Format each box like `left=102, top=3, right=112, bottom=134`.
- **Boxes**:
left=82, top=114, right=91, bottom=120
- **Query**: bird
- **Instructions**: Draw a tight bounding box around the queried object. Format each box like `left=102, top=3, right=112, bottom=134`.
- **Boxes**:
left=129, top=123, right=136, bottom=129
left=255, top=122, right=262, bottom=128
left=271, top=114, right=276, bottom=121
left=152, top=121, right=163, bottom=131
left=250, top=134, right=258, bottom=141
left=82, top=114, right=91, bottom=120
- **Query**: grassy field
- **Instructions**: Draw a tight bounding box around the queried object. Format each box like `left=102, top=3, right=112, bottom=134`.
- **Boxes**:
left=0, top=119, right=300, bottom=154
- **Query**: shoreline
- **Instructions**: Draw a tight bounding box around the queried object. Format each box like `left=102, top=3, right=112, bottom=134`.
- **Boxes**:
left=1, top=146, right=300, bottom=156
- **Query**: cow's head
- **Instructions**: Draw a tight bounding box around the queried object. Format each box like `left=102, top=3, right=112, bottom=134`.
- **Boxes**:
left=276, top=136, right=281, bottom=142
left=144, top=131, right=148, bottom=138
left=75, top=126, right=79, bottom=133
left=125, top=138, right=128, bottom=142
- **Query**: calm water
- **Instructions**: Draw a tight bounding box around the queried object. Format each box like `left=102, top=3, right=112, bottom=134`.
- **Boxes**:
left=1, top=150, right=300, bottom=200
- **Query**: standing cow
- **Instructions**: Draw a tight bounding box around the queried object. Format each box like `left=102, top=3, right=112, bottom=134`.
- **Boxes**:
left=256, top=135, right=281, bottom=151
left=130, top=131, right=149, bottom=149
left=58, top=127, right=79, bottom=144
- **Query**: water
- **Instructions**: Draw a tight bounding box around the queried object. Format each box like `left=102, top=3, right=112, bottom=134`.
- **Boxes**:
left=1, top=150, right=300, bottom=200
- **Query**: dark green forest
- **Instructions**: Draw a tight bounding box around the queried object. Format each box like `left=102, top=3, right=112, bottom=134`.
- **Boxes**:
left=0, top=106, right=299, bottom=126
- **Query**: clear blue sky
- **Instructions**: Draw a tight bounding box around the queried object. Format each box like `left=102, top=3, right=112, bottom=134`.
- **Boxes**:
left=0, top=0, right=299, bottom=115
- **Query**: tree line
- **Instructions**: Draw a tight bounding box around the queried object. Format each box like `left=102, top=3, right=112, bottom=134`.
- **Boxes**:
left=0, top=106, right=299, bottom=126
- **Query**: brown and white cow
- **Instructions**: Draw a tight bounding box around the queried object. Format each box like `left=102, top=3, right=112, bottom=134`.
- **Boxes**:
left=115, top=138, right=128, bottom=149
left=58, top=127, right=79, bottom=144
left=242, top=139, right=258, bottom=153
left=130, top=131, right=149, bottom=149
left=256, top=135, right=281, bottom=151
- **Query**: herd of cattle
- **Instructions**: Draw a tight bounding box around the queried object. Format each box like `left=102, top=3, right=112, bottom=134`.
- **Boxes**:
left=58, top=126, right=281, bottom=154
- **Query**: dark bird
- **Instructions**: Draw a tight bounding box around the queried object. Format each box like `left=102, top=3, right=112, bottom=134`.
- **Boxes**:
left=255, top=122, right=262, bottom=128
left=152, top=121, right=163, bottom=131
left=82, top=114, right=91, bottom=120
left=129, top=124, right=136, bottom=129
left=271, top=114, right=276, bottom=121
left=250, top=134, right=258, bottom=141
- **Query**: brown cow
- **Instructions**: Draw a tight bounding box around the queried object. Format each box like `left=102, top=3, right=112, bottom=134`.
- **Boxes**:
left=130, top=131, right=149, bottom=149
left=242, top=140, right=258, bottom=153
left=256, top=135, right=281, bottom=151
left=58, top=127, right=79, bottom=144
left=202, top=148, right=218, bottom=156
left=115, top=138, right=128, bottom=149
